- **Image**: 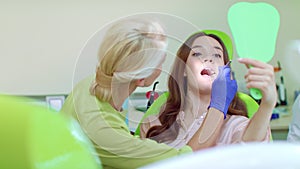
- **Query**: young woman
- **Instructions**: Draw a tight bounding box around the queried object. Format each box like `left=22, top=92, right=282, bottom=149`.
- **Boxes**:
left=140, top=31, right=276, bottom=150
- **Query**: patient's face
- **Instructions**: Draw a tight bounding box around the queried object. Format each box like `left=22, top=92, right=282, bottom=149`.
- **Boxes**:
left=185, top=36, right=225, bottom=91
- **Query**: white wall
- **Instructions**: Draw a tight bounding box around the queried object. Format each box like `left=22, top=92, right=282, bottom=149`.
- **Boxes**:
left=1, top=0, right=299, bottom=104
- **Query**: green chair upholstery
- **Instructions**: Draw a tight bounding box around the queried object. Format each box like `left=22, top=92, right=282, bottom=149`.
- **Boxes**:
left=0, top=95, right=102, bottom=169
left=237, top=92, right=259, bottom=118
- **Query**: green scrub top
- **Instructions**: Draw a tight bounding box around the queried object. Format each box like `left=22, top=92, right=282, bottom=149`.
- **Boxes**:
left=60, top=75, right=192, bottom=169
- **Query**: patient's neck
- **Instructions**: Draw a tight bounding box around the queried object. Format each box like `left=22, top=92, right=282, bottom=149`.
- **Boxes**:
left=184, top=88, right=210, bottom=119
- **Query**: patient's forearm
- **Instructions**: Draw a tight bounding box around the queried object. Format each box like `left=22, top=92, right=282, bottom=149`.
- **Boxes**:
left=242, top=103, right=273, bottom=141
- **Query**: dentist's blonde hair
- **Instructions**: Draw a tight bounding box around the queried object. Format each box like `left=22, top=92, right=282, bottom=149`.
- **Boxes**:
left=90, top=16, right=167, bottom=102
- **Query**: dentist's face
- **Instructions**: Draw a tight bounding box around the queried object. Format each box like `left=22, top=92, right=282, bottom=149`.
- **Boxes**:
left=186, top=36, right=225, bottom=92
left=143, top=53, right=166, bottom=87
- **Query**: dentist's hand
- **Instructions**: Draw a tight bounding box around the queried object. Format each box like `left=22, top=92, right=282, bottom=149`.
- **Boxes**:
left=208, top=63, right=237, bottom=118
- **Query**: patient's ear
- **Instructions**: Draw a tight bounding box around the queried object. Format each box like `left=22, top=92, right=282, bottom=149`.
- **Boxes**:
left=136, top=79, right=145, bottom=87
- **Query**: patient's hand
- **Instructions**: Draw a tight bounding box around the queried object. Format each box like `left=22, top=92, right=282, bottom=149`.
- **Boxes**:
left=238, top=58, right=276, bottom=107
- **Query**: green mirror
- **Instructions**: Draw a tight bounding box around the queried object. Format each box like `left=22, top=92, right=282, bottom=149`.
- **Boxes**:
left=228, top=2, right=280, bottom=100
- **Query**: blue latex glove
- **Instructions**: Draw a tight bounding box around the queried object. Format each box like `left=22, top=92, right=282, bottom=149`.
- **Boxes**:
left=208, top=64, right=237, bottom=118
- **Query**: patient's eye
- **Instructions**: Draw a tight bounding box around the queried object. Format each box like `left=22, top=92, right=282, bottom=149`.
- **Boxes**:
left=213, top=54, right=222, bottom=58
left=192, top=52, right=202, bottom=57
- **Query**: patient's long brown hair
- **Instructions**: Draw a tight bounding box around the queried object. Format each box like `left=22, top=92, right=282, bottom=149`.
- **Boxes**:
left=146, top=32, right=247, bottom=143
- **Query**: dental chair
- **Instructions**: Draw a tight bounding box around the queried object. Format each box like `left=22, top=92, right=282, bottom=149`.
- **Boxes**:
left=0, top=95, right=102, bottom=169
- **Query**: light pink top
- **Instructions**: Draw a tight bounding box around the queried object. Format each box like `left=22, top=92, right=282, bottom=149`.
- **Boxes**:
left=140, top=111, right=270, bottom=149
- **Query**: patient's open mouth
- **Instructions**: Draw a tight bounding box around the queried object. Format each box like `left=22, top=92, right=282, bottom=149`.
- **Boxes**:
left=200, top=68, right=215, bottom=76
